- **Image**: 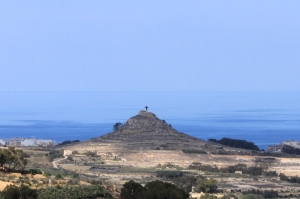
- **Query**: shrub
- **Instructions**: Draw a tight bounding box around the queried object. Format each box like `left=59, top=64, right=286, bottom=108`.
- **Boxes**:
left=182, top=149, right=207, bottom=154
left=1, top=184, right=37, bottom=199
left=195, top=178, right=218, bottom=193
left=263, top=171, right=278, bottom=177
left=120, top=180, right=189, bottom=199
left=43, top=171, right=51, bottom=177
left=1, top=184, right=20, bottom=199
left=57, top=140, right=80, bottom=146
left=37, top=184, right=112, bottom=199
left=242, top=189, right=278, bottom=199
left=67, top=156, right=74, bottom=161
left=85, top=151, right=98, bottom=157
left=29, top=169, right=42, bottom=175
left=55, top=173, right=63, bottom=179
left=172, top=176, right=197, bottom=192
left=219, top=164, right=263, bottom=176
left=282, top=145, right=300, bottom=155
left=188, top=163, right=219, bottom=172
left=48, top=150, right=63, bottom=162
left=156, top=171, right=184, bottom=179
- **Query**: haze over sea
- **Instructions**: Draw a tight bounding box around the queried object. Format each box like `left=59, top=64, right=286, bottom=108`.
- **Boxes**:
left=1, top=91, right=300, bottom=150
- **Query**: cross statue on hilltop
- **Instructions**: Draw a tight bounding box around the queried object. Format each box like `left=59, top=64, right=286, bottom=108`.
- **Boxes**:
left=145, top=106, right=149, bottom=111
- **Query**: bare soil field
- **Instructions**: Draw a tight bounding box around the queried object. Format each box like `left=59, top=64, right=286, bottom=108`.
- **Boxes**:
left=48, top=147, right=300, bottom=195
left=0, top=181, right=13, bottom=191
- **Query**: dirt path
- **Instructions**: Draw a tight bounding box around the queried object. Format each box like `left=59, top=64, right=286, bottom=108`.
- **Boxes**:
left=52, top=156, right=68, bottom=169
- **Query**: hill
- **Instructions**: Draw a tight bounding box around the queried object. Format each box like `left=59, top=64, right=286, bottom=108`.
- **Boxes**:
left=59, top=110, right=209, bottom=152
left=94, top=110, right=207, bottom=149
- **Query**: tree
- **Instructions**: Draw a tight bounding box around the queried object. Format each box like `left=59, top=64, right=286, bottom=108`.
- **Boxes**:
left=143, top=180, right=189, bottom=199
left=10, top=148, right=27, bottom=171
left=0, top=184, right=37, bottom=199
left=0, top=152, right=6, bottom=167
left=1, top=184, right=20, bottom=199
left=113, top=122, right=122, bottom=131
left=195, top=178, right=218, bottom=193
left=0, top=148, right=27, bottom=171
left=19, top=184, right=38, bottom=199
left=120, top=180, right=145, bottom=199
left=172, top=176, right=197, bottom=192
left=120, top=180, right=189, bottom=199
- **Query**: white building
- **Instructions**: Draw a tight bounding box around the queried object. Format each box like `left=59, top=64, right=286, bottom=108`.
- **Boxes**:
left=36, top=139, right=56, bottom=146
left=0, top=138, right=56, bottom=147
left=21, top=138, right=37, bottom=146
left=0, top=139, right=5, bottom=145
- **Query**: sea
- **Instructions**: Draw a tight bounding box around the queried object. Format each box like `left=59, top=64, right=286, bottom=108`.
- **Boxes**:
left=0, top=91, right=299, bottom=150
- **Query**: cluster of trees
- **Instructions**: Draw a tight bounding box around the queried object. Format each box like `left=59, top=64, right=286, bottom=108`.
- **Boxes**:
left=279, top=173, right=300, bottom=183
left=281, top=145, right=300, bottom=155
left=84, top=151, right=98, bottom=157
left=37, top=184, right=112, bottom=199
left=0, top=147, right=27, bottom=171
left=0, top=184, right=112, bottom=199
left=209, top=138, right=260, bottom=150
left=194, top=177, right=218, bottom=193
left=219, top=164, right=263, bottom=176
left=156, top=171, right=184, bottom=179
left=188, top=163, right=264, bottom=176
left=120, top=180, right=189, bottom=199
left=182, top=149, right=207, bottom=154
left=156, top=171, right=218, bottom=194
left=188, top=163, right=219, bottom=172
left=58, top=140, right=80, bottom=146
left=46, top=150, right=64, bottom=162
left=0, top=184, right=37, bottom=199
left=173, top=176, right=218, bottom=193
left=242, top=189, right=278, bottom=199
left=172, top=176, right=197, bottom=193
left=263, top=170, right=278, bottom=177
left=21, top=168, right=43, bottom=175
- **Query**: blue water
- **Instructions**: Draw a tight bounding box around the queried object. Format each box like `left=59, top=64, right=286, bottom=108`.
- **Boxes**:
left=0, top=91, right=299, bottom=149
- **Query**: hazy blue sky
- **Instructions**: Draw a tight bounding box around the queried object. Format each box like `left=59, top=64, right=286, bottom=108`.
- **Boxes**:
left=1, top=1, right=299, bottom=92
